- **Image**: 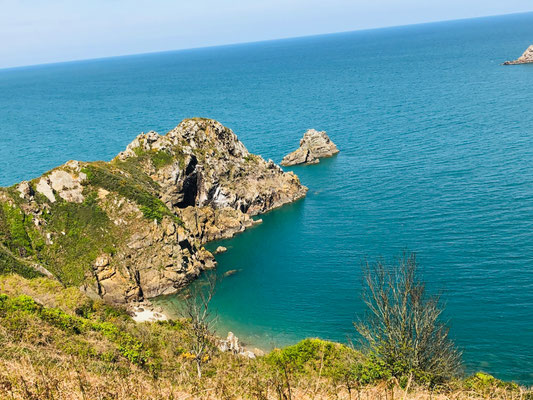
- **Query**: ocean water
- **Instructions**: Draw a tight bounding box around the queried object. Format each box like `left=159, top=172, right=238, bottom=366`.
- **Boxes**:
left=1, top=12, right=533, bottom=383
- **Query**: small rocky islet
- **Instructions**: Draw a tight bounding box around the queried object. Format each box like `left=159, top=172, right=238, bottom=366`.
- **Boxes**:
left=503, top=44, right=533, bottom=65
left=281, top=128, right=339, bottom=166
left=0, top=118, right=307, bottom=305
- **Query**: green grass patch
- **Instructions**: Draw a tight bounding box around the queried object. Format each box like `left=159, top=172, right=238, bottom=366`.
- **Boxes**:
left=82, top=163, right=179, bottom=224
left=40, top=197, right=114, bottom=286
left=0, top=248, right=43, bottom=279
left=151, top=150, right=174, bottom=169
left=0, top=202, right=33, bottom=257
left=0, top=293, right=156, bottom=370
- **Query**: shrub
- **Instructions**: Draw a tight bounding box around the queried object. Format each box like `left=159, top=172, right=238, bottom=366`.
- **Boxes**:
left=355, top=253, right=461, bottom=386
left=464, top=372, right=519, bottom=395
left=41, top=198, right=114, bottom=286
left=266, top=339, right=356, bottom=376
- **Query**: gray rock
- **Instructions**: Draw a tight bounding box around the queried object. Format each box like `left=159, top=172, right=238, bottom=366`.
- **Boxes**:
left=17, top=181, right=34, bottom=199
left=1, top=118, right=308, bottom=305
left=36, top=178, right=56, bottom=203
left=281, top=129, right=339, bottom=166
left=223, top=269, right=239, bottom=277
left=48, top=170, right=84, bottom=203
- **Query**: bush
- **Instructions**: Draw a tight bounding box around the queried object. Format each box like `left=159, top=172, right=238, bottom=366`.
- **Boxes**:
left=266, top=339, right=356, bottom=376
left=355, top=253, right=461, bottom=386
left=464, top=372, right=519, bottom=395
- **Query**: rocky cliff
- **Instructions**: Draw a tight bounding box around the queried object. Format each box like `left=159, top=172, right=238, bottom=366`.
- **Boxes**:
left=0, top=118, right=307, bottom=303
left=503, top=44, right=533, bottom=65
left=281, top=129, right=339, bottom=166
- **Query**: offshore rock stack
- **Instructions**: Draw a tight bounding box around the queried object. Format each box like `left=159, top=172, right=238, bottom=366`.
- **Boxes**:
left=281, top=129, right=339, bottom=166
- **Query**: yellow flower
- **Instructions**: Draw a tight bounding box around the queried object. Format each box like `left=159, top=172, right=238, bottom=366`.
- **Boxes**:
left=181, top=352, right=196, bottom=360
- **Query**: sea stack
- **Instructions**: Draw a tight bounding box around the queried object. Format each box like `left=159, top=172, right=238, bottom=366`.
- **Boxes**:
left=503, top=45, right=533, bottom=65
left=281, top=129, right=339, bottom=166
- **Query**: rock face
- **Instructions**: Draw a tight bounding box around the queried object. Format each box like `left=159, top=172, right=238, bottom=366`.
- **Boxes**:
left=281, top=129, right=339, bottom=166
left=503, top=45, right=533, bottom=65
left=0, top=118, right=307, bottom=304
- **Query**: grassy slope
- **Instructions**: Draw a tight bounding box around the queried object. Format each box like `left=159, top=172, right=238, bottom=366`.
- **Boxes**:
left=0, top=275, right=529, bottom=400
left=0, top=148, right=184, bottom=288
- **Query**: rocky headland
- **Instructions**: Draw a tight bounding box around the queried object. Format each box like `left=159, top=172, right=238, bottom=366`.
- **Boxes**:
left=503, top=44, right=533, bottom=65
left=281, top=129, right=339, bottom=166
left=0, top=118, right=307, bottom=304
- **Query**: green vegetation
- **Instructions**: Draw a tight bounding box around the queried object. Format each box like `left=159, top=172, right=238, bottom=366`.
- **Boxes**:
left=130, top=145, right=176, bottom=170
left=0, top=185, right=115, bottom=286
left=0, top=290, right=156, bottom=370
left=39, top=196, right=115, bottom=286
left=0, top=203, right=32, bottom=256
left=150, top=150, right=174, bottom=169
left=0, top=201, right=43, bottom=258
left=464, top=372, right=520, bottom=395
left=0, top=246, right=42, bottom=279
left=0, top=196, right=44, bottom=279
left=82, top=163, right=179, bottom=223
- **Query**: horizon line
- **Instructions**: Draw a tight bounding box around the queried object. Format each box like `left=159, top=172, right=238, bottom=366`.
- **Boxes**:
left=2, top=10, right=532, bottom=72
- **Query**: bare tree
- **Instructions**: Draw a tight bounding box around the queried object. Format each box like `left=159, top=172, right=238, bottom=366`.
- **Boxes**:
left=355, top=253, right=461, bottom=384
left=180, top=271, right=218, bottom=378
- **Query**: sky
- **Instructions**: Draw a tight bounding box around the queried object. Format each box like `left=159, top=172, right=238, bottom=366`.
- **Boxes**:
left=1, top=0, right=532, bottom=69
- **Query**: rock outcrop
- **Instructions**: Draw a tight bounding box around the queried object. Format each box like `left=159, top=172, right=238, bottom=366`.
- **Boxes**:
left=0, top=118, right=307, bottom=304
left=281, top=129, right=339, bottom=166
left=215, top=246, right=227, bottom=254
left=503, top=45, right=533, bottom=65
left=218, top=331, right=257, bottom=359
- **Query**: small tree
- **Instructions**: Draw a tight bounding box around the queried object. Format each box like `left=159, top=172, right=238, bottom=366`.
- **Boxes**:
left=354, top=253, right=461, bottom=385
left=180, top=271, right=218, bottom=378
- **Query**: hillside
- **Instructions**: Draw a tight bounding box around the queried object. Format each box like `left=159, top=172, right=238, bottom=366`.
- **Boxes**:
left=0, top=274, right=529, bottom=400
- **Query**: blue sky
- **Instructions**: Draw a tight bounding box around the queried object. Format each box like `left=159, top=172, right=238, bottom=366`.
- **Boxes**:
left=1, top=0, right=532, bottom=69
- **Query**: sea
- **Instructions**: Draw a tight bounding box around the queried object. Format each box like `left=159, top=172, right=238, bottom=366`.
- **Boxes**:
left=1, top=12, right=532, bottom=383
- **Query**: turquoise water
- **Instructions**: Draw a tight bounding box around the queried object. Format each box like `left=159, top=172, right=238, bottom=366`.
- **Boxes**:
left=1, top=13, right=533, bottom=383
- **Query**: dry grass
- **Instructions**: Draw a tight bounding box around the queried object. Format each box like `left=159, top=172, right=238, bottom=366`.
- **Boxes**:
left=0, top=274, right=531, bottom=400
left=1, top=356, right=528, bottom=400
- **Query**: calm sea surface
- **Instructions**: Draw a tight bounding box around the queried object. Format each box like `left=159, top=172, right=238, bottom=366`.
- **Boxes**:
left=1, top=13, right=533, bottom=383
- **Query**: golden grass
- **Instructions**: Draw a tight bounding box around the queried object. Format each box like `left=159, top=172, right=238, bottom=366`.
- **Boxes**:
left=0, top=274, right=531, bottom=400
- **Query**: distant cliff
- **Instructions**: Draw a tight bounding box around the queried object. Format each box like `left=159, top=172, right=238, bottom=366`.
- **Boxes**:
left=504, top=44, right=533, bottom=65
left=0, top=118, right=307, bottom=303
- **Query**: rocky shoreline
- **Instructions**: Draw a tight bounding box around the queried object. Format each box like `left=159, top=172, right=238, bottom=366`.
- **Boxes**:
left=128, top=300, right=265, bottom=358
left=0, top=118, right=307, bottom=305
